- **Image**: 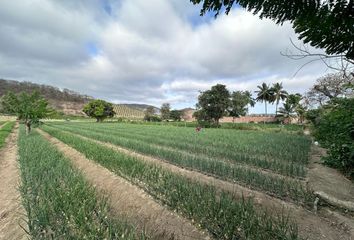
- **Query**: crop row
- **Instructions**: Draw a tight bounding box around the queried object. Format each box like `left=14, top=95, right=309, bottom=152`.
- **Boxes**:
left=51, top=122, right=310, bottom=164
left=0, top=121, right=15, bottom=149
left=18, top=127, right=141, bottom=239
left=50, top=123, right=306, bottom=177
left=41, top=125, right=300, bottom=240
left=44, top=124, right=312, bottom=205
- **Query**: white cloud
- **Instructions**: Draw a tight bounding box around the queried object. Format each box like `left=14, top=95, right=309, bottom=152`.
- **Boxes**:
left=0, top=0, right=332, bottom=111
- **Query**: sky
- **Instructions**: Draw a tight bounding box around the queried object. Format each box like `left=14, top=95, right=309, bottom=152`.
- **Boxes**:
left=0, top=0, right=333, bottom=113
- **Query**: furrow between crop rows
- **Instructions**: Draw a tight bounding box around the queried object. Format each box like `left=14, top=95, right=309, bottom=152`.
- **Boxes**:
left=44, top=124, right=312, bottom=203
left=18, top=126, right=142, bottom=239
left=51, top=122, right=310, bottom=164
left=39, top=126, right=302, bottom=240
left=49, top=123, right=307, bottom=178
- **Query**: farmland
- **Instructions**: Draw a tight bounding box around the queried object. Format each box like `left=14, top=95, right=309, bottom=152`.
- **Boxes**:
left=0, top=121, right=353, bottom=239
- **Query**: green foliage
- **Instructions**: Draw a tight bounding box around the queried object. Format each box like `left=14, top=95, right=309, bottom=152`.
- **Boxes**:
left=0, top=122, right=15, bottom=149
left=169, top=110, right=182, bottom=121
left=229, top=91, right=254, bottom=119
left=143, top=106, right=160, bottom=122
left=313, top=98, right=354, bottom=177
left=160, top=103, right=170, bottom=120
left=41, top=125, right=301, bottom=240
left=18, top=127, right=140, bottom=239
left=190, top=0, right=354, bottom=60
left=255, top=83, right=273, bottom=115
left=278, top=94, right=305, bottom=123
left=194, top=84, right=231, bottom=125
left=83, top=99, right=115, bottom=122
left=271, top=83, right=288, bottom=114
left=1, top=91, right=49, bottom=123
left=305, top=109, right=323, bottom=125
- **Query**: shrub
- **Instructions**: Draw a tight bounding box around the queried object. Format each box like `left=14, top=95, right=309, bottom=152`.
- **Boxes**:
left=313, top=98, right=354, bottom=177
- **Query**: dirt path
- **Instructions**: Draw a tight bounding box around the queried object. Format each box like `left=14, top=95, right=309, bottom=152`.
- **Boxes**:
left=40, top=128, right=354, bottom=240
left=37, top=129, right=210, bottom=240
left=0, top=123, right=28, bottom=240
left=308, top=145, right=354, bottom=212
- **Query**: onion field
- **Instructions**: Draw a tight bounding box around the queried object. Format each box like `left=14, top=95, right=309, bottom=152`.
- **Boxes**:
left=3, top=121, right=347, bottom=239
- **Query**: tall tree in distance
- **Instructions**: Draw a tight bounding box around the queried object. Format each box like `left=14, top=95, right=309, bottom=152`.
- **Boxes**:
left=229, top=90, right=255, bottom=122
left=0, top=91, right=50, bottom=134
left=160, top=103, right=171, bottom=121
left=170, top=110, right=183, bottom=121
left=195, top=84, right=230, bottom=126
left=271, top=83, right=288, bottom=115
left=255, top=83, right=273, bottom=115
left=83, top=99, right=115, bottom=122
left=189, top=0, right=354, bottom=62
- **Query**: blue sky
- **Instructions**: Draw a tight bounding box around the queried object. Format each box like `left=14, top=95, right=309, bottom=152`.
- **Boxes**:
left=0, top=0, right=330, bottom=113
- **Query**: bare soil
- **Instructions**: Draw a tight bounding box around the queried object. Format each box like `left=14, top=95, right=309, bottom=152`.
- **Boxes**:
left=309, top=145, right=354, bottom=205
left=0, top=124, right=28, bottom=240
left=42, top=128, right=354, bottom=240
left=37, top=129, right=210, bottom=240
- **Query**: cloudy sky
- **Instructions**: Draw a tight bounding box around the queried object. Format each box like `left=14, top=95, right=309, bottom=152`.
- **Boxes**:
left=0, top=0, right=333, bottom=113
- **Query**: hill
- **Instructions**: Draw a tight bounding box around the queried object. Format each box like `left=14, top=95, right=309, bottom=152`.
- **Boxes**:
left=113, top=104, right=144, bottom=119
left=0, top=79, right=145, bottom=119
left=122, top=104, right=160, bottom=113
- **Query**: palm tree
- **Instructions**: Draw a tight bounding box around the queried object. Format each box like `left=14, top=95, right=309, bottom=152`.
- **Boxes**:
left=255, top=83, right=273, bottom=115
left=271, top=82, right=288, bottom=115
left=278, top=102, right=295, bottom=123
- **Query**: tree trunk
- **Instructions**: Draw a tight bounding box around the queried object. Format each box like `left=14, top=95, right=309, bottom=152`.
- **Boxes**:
left=275, top=101, right=278, bottom=115
left=265, top=101, right=267, bottom=115
left=25, top=121, right=31, bottom=135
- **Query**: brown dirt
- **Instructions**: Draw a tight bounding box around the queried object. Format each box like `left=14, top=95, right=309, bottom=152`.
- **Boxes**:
left=0, top=123, right=28, bottom=240
left=41, top=128, right=354, bottom=240
left=309, top=145, right=354, bottom=204
left=37, top=129, right=210, bottom=240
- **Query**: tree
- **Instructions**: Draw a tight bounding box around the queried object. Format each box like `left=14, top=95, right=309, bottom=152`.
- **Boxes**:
left=271, top=83, right=288, bottom=115
left=229, top=90, right=255, bottom=122
left=170, top=110, right=183, bottom=121
left=278, top=93, right=304, bottom=123
left=255, top=83, right=273, bottom=115
left=305, top=73, right=354, bottom=107
left=160, top=103, right=171, bottom=120
left=0, top=91, right=50, bottom=134
left=278, top=101, right=295, bottom=123
left=144, top=106, right=160, bottom=122
left=195, top=84, right=230, bottom=126
left=190, top=0, right=354, bottom=62
left=83, top=99, right=115, bottom=122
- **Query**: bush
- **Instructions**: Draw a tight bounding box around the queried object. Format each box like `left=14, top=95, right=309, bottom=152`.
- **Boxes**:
left=144, top=115, right=161, bottom=122
left=313, top=98, right=354, bottom=177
